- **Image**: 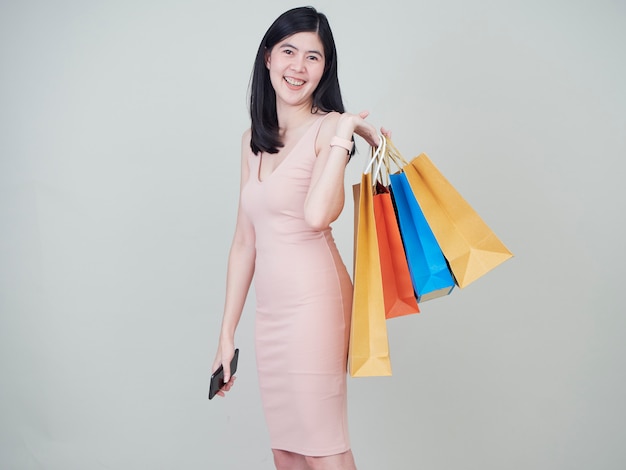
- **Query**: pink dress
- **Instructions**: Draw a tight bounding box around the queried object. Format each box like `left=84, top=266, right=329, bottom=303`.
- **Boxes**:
left=240, top=114, right=353, bottom=456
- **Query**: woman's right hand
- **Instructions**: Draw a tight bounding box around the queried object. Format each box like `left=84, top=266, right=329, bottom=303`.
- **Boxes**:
left=211, top=342, right=237, bottom=398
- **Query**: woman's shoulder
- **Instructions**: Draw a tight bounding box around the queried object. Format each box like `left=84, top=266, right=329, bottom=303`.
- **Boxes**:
left=314, top=112, right=341, bottom=155
left=241, top=128, right=252, bottom=145
left=240, top=128, right=253, bottom=161
left=320, top=111, right=341, bottom=126
left=317, top=111, right=341, bottom=141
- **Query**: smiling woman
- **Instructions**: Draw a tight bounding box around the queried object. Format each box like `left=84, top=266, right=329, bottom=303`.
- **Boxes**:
left=266, top=33, right=327, bottom=111
left=210, top=6, right=388, bottom=470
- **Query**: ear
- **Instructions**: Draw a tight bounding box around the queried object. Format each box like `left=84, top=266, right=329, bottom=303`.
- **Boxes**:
left=264, top=49, right=270, bottom=69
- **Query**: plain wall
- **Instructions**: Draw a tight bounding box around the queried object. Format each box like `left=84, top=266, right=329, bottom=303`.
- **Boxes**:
left=1, top=0, right=624, bottom=469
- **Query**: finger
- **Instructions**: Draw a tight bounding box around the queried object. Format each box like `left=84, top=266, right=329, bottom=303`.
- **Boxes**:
left=217, top=378, right=235, bottom=396
left=223, top=376, right=236, bottom=389
left=358, top=110, right=370, bottom=119
left=381, top=126, right=392, bottom=138
left=223, top=375, right=236, bottom=388
left=356, top=127, right=381, bottom=147
left=369, top=127, right=382, bottom=146
left=223, top=361, right=231, bottom=383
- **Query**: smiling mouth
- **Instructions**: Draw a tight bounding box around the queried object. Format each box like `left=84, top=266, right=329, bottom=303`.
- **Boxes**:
left=284, top=77, right=305, bottom=86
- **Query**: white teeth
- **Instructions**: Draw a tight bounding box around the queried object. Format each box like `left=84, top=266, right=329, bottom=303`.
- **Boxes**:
left=285, top=77, right=304, bottom=86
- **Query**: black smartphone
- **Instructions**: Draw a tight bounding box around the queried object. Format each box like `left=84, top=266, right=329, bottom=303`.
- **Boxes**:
left=208, top=348, right=239, bottom=400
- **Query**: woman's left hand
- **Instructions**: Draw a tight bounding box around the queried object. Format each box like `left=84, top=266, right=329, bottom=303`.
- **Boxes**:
left=336, top=111, right=391, bottom=147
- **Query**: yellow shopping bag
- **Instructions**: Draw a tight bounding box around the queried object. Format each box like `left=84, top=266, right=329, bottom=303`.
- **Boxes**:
left=400, top=151, right=513, bottom=288
left=349, top=170, right=392, bottom=377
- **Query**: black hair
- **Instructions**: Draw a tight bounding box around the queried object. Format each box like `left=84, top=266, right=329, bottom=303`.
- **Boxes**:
left=249, top=6, right=345, bottom=155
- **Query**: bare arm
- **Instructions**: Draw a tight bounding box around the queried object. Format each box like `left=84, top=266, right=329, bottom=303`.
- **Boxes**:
left=304, top=111, right=384, bottom=230
left=212, top=130, right=256, bottom=395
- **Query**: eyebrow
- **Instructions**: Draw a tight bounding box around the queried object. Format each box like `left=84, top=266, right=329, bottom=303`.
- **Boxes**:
left=279, top=42, right=323, bottom=57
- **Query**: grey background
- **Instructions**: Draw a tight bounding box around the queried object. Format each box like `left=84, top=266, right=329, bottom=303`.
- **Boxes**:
left=1, top=0, right=624, bottom=469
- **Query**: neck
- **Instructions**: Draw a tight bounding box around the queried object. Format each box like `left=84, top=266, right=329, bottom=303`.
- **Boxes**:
left=276, top=101, right=316, bottom=135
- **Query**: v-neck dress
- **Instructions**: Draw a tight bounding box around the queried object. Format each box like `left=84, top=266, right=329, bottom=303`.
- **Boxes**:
left=240, top=114, right=353, bottom=456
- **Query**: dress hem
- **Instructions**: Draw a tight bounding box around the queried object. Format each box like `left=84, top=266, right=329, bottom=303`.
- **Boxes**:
left=270, top=444, right=351, bottom=458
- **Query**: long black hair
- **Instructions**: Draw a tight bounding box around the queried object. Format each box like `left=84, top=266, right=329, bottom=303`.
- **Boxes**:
left=249, top=6, right=345, bottom=155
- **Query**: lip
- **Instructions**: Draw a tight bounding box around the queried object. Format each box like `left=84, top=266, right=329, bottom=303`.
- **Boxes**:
left=284, top=76, right=306, bottom=89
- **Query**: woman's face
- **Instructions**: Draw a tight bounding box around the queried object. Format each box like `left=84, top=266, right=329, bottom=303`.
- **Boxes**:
left=265, top=31, right=326, bottom=109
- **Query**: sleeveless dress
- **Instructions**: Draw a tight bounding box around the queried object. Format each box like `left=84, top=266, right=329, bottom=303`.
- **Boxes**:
left=240, top=114, right=353, bottom=456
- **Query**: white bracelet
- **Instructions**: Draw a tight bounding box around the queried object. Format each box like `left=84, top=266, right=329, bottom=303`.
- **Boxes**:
left=330, top=136, right=353, bottom=154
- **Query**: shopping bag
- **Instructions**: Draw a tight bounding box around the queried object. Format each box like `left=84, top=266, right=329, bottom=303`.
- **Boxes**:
left=389, top=172, right=455, bottom=302
left=349, top=155, right=392, bottom=377
left=401, top=153, right=513, bottom=288
left=373, top=183, right=420, bottom=318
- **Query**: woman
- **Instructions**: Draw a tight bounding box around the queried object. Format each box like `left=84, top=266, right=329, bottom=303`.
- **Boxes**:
left=212, top=6, right=388, bottom=470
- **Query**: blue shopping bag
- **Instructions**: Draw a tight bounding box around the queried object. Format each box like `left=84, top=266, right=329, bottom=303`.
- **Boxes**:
left=389, top=172, right=455, bottom=302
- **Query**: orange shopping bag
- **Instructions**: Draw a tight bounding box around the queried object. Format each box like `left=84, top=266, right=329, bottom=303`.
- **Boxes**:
left=373, top=183, right=420, bottom=318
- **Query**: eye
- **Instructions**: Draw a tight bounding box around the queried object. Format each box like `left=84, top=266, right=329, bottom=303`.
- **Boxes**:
left=307, top=55, right=319, bottom=61
left=282, top=48, right=294, bottom=55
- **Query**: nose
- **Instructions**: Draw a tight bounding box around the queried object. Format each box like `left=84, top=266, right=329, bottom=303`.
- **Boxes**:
left=290, top=54, right=305, bottom=72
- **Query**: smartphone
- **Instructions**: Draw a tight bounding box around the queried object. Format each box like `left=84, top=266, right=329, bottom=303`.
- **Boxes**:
left=208, top=348, right=239, bottom=400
